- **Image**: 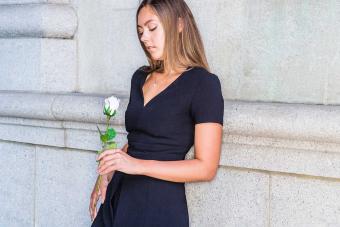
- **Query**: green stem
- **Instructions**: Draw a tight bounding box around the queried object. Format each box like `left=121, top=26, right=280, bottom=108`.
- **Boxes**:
left=106, top=115, right=110, bottom=132
left=96, top=175, right=102, bottom=194
left=96, top=158, right=101, bottom=189
left=96, top=115, right=111, bottom=195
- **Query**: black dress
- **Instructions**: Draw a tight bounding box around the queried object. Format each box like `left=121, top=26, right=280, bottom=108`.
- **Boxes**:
left=91, top=66, right=224, bottom=227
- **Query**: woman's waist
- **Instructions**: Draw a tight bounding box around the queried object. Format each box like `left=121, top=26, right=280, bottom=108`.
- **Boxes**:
left=122, top=173, right=185, bottom=187
left=127, top=139, right=191, bottom=152
left=127, top=148, right=186, bottom=161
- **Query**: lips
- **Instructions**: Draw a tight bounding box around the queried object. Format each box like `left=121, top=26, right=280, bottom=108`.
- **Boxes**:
left=146, top=46, right=155, bottom=50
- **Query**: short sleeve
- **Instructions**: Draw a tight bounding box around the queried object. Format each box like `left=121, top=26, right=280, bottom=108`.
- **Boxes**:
left=128, top=66, right=146, bottom=105
left=190, top=73, right=224, bottom=126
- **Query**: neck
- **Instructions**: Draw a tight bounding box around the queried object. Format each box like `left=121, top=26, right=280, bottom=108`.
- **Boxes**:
left=163, top=66, right=188, bottom=75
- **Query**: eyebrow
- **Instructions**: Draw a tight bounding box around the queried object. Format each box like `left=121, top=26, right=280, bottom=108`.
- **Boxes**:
left=137, top=19, right=156, bottom=28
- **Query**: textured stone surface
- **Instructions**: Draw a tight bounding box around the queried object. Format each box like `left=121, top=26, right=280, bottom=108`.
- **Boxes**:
left=0, top=117, right=128, bottom=151
left=221, top=137, right=340, bottom=179
left=0, top=92, right=56, bottom=120
left=0, top=123, right=65, bottom=147
left=1, top=0, right=340, bottom=226
left=0, top=92, right=128, bottom=123
left=0, top=4, right=76, bottom=38
left=271, top=175, right=340, bottom=226
left=186, top=167, right=269, bottom=227
left=72, top=0, right=139, bottom=12
left=75, top=0, right=340, bottom=103
left=0, top=39, right=76, bottom=92
left=3, top=93, right=340, bottom=179
left=188, top=0, right=340, bottom=104
left=76, top=0, right=147, bottom=95
left=0, top=141, right=35, bottom=227
left=223, top=100, right=340, bottom=144
left=65, top=126, right=128, bottom=151
left=0, top=0, right=69, bottom=3
left=327, top=58, right=340, bottom=104
left=35, top=146, right=97, bottom=227
left=51, top=93, right=128, bottom=124
left=3, top=92, right=340, bottom=143
left=48, top=0, right=69, bottom=3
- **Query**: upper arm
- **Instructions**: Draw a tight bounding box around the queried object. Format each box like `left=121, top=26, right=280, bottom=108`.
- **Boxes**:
left=194, top=123, right=223, bottom=178
left=128, top=68, right=142, bottom=105
left=190, top=73, right=224, bottom=179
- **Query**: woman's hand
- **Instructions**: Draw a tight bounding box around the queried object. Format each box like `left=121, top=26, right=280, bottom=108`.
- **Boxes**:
left=89, top=174, right=110, bottom=221
left=97, top=149, right=142, bottom=175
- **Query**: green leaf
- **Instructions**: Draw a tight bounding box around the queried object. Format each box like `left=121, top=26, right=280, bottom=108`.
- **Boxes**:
left=100, top=134, right=108, bottom=143
left=107, top=128, right=116, bottom=140
left=103, top=106, right=108, bottom=115
left=103, top=108, right=116, bottom=117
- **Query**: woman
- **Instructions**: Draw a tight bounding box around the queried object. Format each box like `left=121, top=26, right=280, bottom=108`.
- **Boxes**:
left=89, top=0, right=224, bottom=226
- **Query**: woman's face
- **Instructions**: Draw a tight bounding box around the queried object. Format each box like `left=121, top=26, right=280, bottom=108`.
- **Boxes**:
left=137, top=6, right=165, bottom=60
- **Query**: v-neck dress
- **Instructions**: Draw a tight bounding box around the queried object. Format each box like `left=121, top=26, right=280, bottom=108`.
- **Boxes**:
left=91, top=66, right=224, bottom=227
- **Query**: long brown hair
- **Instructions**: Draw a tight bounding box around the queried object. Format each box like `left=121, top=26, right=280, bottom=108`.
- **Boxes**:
left=136, top=0, right=210, bottom=74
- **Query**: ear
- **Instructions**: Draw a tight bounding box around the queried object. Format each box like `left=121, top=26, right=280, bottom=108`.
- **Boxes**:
left=178, top=17, right=184, bottom=33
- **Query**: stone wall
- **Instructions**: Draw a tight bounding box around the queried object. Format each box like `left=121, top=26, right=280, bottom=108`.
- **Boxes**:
left=1, top=0, right=340, bottom=226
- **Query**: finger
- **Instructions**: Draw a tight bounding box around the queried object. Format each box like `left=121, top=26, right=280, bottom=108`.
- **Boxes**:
left=97, top=149, right=125, bottom=161
left=96, top=149, right=114, bottom=161
left=90, top=204, right=96, bottom=221
left=92, top=203, right=97, bottom=221
left=90, top=197, right=96, bottom=212
left=90, top=199, right=95, bottom=220
left=98, top=153, right=116, bottom=168
left=99, top=176, right=108, bottom=203
left=98, top=152, right=121, bottom=168
left=91, top=207, right=94, bottom=221
left=98, top=155, right=120, bottom=170
left=91, top=194, right=98, bottom=211
left=102, top=187, right=107, bottom=203
left=89, top=205, right=93, bottom=220
left=100, top=167, right=115, bottom=175
left=97, top=149, right=119, bottom=161
left=92, top=191, right=98, bottom=202
left=98, top=160, right=117, bottom=174
left=99, top=164, right=116, bottom=176
left=100, top=185, right=107, bottom=203
left=94, top=206, right=97, bottom=220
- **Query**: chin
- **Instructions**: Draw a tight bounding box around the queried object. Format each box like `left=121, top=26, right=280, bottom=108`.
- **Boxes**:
left=151, top=55, right=162, bottom=61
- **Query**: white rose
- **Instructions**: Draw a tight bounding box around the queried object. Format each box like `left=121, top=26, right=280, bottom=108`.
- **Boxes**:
left=104, top=96, right=120, bottom=116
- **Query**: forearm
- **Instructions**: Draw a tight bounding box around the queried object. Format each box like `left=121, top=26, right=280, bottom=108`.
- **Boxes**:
left=138, top=158, right=214, bottom=183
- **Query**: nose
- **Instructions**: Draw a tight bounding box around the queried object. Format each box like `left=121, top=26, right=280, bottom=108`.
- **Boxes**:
left=140, top=30, right=150, bottom=43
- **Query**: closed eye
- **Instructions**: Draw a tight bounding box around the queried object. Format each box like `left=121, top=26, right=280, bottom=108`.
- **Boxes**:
left=138, top=26, right=157, bottom=36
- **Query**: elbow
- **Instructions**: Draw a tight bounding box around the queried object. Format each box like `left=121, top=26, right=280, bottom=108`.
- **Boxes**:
left=203, top=167, right=218, bottom=181
left=197, top=159, right=218, bottom=181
